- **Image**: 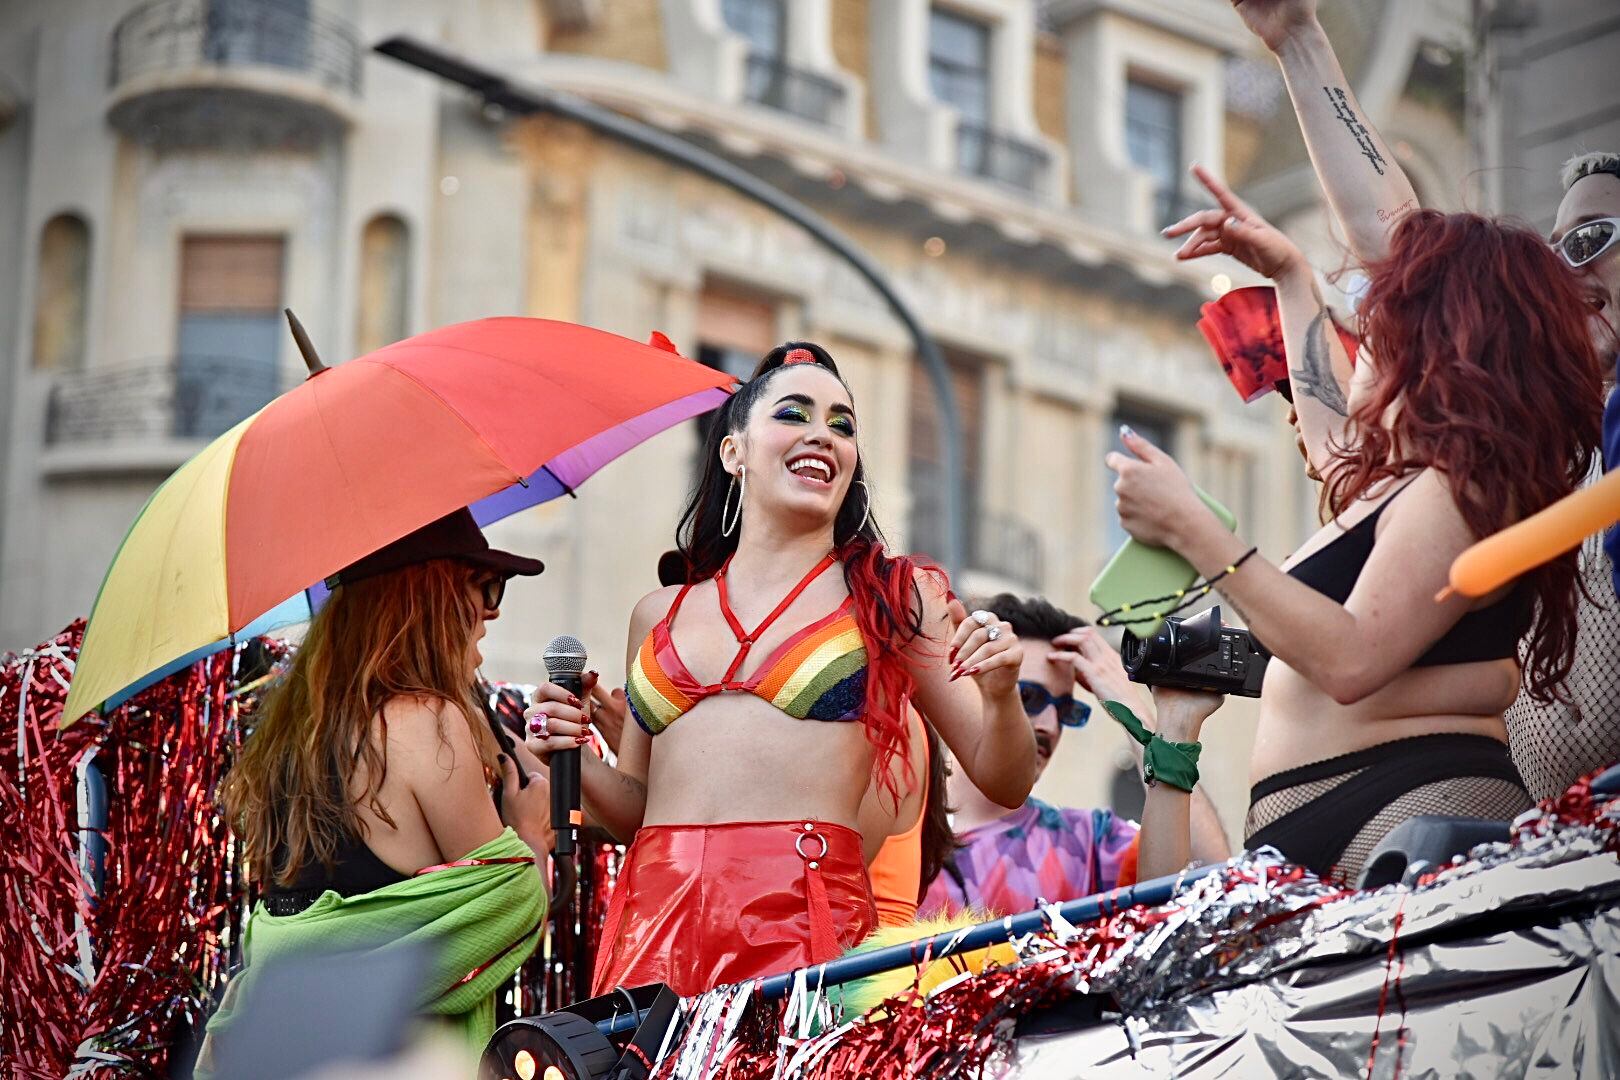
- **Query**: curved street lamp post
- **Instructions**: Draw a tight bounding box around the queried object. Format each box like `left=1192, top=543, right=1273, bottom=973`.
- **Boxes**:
left=375, top=37, right=967, bottom=577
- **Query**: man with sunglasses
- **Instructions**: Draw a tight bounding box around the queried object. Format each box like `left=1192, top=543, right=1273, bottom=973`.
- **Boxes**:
left=918, top=595, right=1228, bottom=919
left=1229, top=0, right=1620, bottom=804
left=1553, top=153, right=1620, bottom=603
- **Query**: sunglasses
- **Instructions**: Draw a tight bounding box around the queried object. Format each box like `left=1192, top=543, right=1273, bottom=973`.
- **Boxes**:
left=477, top=575, right=507, bottom=613
left=1017, top=681, right=1091, bottom=728
left=1552, top=216, right=1620, bottom=269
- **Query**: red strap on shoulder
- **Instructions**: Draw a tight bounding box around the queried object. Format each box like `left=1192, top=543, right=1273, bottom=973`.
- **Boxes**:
left=713, top=553, right=838, bottom=684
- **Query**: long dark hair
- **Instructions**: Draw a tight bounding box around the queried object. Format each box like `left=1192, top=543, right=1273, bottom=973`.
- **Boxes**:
left=676, top=341, right=948, bottom=802
left=1329, top=211, right=1603, bottom=702
left=917, top=722, right=956, bottom=898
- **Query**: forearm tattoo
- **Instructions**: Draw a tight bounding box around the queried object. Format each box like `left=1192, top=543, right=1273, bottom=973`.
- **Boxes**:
left=1377, top=198, right=1416, bottom=223
left=1324, top=86, right=1387, bottom=176
left=1296, top=309, right=1349, bottom=415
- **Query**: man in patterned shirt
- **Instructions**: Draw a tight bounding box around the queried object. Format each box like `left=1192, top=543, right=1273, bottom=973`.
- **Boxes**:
left=920, top=595, right=1227, bottom=919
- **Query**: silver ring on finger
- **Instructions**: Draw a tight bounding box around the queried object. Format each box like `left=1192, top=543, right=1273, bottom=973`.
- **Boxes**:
left=986, top=625, right=1001, bottom=641
left=972, top=609, right=994, bottom=627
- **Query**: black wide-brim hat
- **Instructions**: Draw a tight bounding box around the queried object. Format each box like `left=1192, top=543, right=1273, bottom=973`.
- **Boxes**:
left=325, top=508, right=544, bottom=588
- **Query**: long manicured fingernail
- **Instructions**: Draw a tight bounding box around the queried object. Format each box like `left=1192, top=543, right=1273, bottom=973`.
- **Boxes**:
left=1120, top=424, right=1135, bottom=440
left=569, top=695, right=582, bottom=707
left=966, top=666, right=981, bottom=677
left=575, top=735, right=590, bottom=744
left=948, top=646, right=958, bottom=664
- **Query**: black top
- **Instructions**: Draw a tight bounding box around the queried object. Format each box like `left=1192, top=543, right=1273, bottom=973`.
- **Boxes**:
left=263, top=825, right=411, bottom=916
left=1285, top=481, right=1528, bottom=666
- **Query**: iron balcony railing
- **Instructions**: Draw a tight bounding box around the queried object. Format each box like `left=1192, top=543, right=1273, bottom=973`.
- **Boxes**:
left=973, top=512, right=1046, bottom=590
left=1155, top=188, right=1209, bottom=230
left=109, top=0, right=361, bottom=96
left=743, top=53, right=845, bottom=128
left=956, top=121, right=1050, bottom=194
left=46, top=356, right=281, bottom=444
left=911, top=494, right=1046, bottom=589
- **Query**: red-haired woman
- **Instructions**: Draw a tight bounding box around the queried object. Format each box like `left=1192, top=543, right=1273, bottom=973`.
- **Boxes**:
left=1105, top=166, right=1603, bottom=885
left=201, top=511, right=551, bottom=1068
left=525, top=343, right=1038, bottom=995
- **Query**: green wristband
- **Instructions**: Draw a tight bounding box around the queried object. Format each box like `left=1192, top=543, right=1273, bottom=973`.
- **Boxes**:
left=1101, top=700, right=1202, bottom=793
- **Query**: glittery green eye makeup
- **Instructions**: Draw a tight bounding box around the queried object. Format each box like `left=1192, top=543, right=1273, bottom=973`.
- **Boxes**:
left=770, top=393, right=856, bottom=436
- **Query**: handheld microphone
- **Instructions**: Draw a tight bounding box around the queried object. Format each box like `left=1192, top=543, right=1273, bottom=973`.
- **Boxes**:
left=542, top=634, right=587, bottom=857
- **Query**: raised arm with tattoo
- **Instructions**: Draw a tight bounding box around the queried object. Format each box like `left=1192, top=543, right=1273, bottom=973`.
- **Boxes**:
left=1231, top=0, right=1419, bottom=262
left=1165, top=164, right=1356, bottom=474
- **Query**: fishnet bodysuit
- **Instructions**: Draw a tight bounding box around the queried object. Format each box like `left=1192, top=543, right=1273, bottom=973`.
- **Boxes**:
left=1504, top=517, right=1620, bottom=801
left=1245, top=771, right=1531, bottom=885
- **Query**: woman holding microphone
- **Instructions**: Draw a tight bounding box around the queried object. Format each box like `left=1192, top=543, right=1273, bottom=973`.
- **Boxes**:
left=525, top=342, right=1038, bottom=995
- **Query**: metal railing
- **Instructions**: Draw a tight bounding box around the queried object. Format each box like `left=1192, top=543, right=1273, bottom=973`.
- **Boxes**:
left=956, top=121, right=1050, bottom=193
left=1155, top=188, right=1209, bottom=230
left=742, top=53, right=845, bottom=128
left=46, top=356, right=281, bottom=444
left=972, top=511, right=1046, bottom=589
left=912, top=496, right=1046, bottom=589
left=109, top=0, right=361, bottom=95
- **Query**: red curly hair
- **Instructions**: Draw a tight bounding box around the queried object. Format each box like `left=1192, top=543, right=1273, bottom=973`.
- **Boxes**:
left=1324, top=210, right=1604, bottom=702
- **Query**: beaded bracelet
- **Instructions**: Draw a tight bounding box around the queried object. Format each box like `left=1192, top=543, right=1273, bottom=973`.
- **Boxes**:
left=1096, top=546, right=1259, bottom=629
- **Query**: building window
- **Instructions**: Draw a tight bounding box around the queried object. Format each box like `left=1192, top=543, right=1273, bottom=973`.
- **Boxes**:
left=928, top=9, right=1045, bottom=190
left=32, top=213, right=91, bottom=371
left=1125, top=78, right=1184, bottom=227
left=692, top=282, right=776, bottom=478
left=908, top=351, right=984, bottom=562
left=1102, top=404, right=1176, bottom=556
left=722, top=0, right=784, bottom=57
left=723, top=0, right=842, bottom=126
left=176, top=234, right=285, bottom=438
left=356, top=214, right=410, bottom=355
left=929, top=8, right=991, bottom=125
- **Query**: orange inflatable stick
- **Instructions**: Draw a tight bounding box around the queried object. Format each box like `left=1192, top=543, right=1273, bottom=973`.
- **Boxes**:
left=1441, top=470, right=1620, bottom=600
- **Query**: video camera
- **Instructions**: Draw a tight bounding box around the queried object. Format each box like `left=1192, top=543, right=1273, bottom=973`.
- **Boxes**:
left=1120, top=605, right=1269, bottom=697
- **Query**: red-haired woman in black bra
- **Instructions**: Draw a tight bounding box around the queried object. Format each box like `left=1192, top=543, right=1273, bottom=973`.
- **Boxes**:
left=1103, top=166, right=1604, bottom=885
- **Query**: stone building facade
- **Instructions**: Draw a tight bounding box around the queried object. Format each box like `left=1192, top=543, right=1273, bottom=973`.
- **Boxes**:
left=0, top=0, right=1483, bottom=834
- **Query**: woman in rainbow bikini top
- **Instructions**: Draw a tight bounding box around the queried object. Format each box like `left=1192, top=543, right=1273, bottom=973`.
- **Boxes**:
left=523, top=341, right=1038, bottom=997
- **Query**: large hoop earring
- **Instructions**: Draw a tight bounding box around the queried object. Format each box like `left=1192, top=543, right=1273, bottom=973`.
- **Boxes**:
left=721, top=466, right=746, bottom=537
left=852, top=479, right=872, bottom=535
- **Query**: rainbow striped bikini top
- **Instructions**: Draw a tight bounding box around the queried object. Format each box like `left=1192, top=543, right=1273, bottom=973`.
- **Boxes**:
left=626, top=553, right=868, bottom=736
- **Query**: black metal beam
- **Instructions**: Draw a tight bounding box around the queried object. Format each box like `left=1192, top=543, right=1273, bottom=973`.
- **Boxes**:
left=374, top=36, right=966, bottom=575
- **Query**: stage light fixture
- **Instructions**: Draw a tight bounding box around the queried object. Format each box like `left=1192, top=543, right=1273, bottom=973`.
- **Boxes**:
left=481, top=1013, right=618, bottom=1080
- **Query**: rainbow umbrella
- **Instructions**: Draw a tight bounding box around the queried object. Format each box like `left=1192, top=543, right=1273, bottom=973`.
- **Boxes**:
left=63, top=317, right=733, bottom=725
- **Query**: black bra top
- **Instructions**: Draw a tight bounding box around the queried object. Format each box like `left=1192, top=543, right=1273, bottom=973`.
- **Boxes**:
left=263, top=781, right=412, bottom=915
left=268, top=828, right=410, bottom=901
left=1286, top=480, right=1528, bottom=667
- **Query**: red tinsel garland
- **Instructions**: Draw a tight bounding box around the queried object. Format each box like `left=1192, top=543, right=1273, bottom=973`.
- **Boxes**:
left=1, top=622, right=280, bottom=1077
left=667, top=769, right=1619, bottom=1080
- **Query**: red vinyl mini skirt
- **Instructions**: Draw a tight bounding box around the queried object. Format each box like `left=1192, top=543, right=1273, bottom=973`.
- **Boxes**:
left=592, top=820, right=877, bottom=997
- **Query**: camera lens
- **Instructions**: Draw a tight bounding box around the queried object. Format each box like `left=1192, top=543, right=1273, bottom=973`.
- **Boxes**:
left=1121, top=625, right=1174, bottom=679
left=1121, top=632, right=1146, bottom=675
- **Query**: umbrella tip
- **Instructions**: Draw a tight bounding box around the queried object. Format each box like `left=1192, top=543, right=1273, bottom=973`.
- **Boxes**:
left=284, top=308, right=328, bottom=375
